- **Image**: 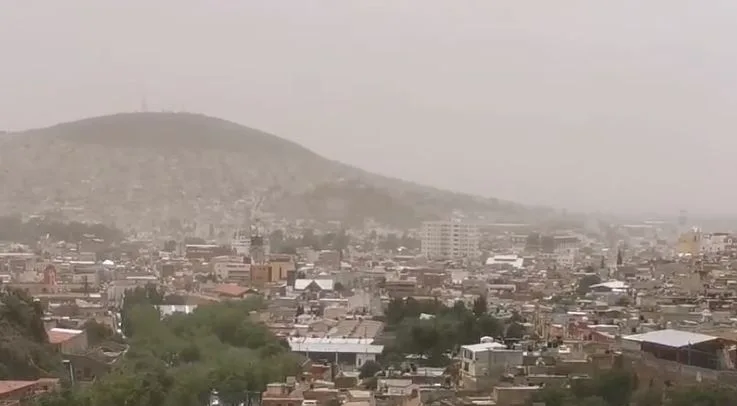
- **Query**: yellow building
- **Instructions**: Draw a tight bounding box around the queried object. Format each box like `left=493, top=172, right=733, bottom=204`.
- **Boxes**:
left=269, top=254, right=296, bottom=280
left=677, top=228, right=701, bottom=256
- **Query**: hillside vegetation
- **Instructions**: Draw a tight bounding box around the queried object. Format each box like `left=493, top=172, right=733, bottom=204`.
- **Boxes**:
left=0, top=289, right=63, bottom=380
left=0, top=112, right=539, bottom=229
left=36, top=286, right=301, bottom=406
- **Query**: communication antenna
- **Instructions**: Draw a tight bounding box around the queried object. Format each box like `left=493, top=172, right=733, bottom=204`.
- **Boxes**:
left=139, top=81, right=149, bottom=112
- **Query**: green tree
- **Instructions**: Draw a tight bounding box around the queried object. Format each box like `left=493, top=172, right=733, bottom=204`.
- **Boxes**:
left=669, top=385, right=737, bottom=406
left=578, top=396, right=608, bottom=406
left=577, top=274, right=602, bottom=296
left=593, top=369, right=636, bottom=406
left=472, top=295, right=488, bottom=317
left=378, top=233, right=400, bottom=251
left=359, top=360, right=382, bottom=379
left=12, top=285, right=302, bottom=406
left=163, top=240, right=177, bottom=252
left=0, top=288, right=62, bottom=380
left=385, top=296, right=508, bottom=364
left=505, top=322, right=526, bottom=339
left=633, top=388, right=662, bottom=406
left=531, top=387, right=572, bottom=406
left=88, top=361, right=173, bottom=406
left=83, top=320, right=122, bottom=346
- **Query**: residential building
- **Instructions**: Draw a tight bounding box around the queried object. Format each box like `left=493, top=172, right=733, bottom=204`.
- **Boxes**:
left=459, top=341, right=524, bottom=388
left=676, top=228, right=701, bottom=256
left=212, top=255, right=250, bottom=284
left=294, top=279, right=334, bottom=300
left=261, top=383, right=303, bottom=406
left=421, top=220, right=479, bottom=259
left=700, top=233, right=732, bottom=255
left=47, top=328, right=88, bottom=354
left=269, top=255, right=296, bottom=280
left=211, top=284, right=255, bottom=300
left=485, top=254, right=524, bottom=270
left=383, top=279, right=417, bottom=299
left=287, top=337, right=383, bottom=369
left=251, top=264, right=279, bottom=286
left=0, top=379, right=59, bottom=403
left=621, top=329, right=737, bottom=384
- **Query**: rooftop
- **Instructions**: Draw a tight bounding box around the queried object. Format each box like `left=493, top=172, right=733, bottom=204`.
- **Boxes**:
left=623, top=329, right=718, bottom=348
left=47, top=328, right=83, bottom=344
left=213, top=284, right=253, bottom=297
left=288, top=339, right=383, bottom=354
left=0, top=380, right=39, bottom=395
left=294, top=279, right=334, bottom=291
left=589, top=281, right=629, bottom=290
left=462, top=342, right=506, bottom=352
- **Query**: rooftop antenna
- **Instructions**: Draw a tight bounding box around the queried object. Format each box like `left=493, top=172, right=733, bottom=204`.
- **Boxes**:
left=139, top=81, right=149, bottom=112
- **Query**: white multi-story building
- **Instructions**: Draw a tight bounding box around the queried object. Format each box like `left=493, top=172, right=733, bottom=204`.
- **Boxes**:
left=421, top=220, right=480, bottom=259
left=460, top=341, right=523, bottom=388
left=212, top=255, right=251, bottom=284
left=700, top=232, right=733, bottom=255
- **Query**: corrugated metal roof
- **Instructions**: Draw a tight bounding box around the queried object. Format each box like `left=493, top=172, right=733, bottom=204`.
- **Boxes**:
left=589, top=281, right=629, bottom=289
left=623, top=329, right=718, bottom=348
left=290, top=337, right=374, bottom=345
left=294, top=279, right=334, bottom=291
left=288, top=341, right=384, bottom=354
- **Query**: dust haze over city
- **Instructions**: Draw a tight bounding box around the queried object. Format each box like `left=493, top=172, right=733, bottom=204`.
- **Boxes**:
left=2, top=1, right=737, bottom=218
left=4, top=2, right=737, bottom=406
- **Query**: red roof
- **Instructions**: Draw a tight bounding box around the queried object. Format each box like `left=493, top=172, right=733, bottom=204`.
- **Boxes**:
left=0, top=381, right=37, bottom=395
left=213, top=284, right=251, bottom=297
left=47, top=329, right=81, bottom=344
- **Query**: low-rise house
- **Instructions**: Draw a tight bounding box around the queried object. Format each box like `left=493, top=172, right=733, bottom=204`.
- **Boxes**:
left=48, top=328, right=88, bottom=354
left=0, top=378, right=59, bottom=404
left=288, top=337, right=383, bottom=369
left=459, top=341, right=524, bottom=389
left=295, top=279, right=335, bottom=300
left=211, top=284, right=255, bottom=300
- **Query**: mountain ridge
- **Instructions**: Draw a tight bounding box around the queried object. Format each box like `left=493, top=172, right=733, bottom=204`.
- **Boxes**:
left=0, top=112, right=539, bottom=230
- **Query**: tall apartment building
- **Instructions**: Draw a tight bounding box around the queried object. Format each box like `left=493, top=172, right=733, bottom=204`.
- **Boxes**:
left=421, top=220, right=480, bottom=259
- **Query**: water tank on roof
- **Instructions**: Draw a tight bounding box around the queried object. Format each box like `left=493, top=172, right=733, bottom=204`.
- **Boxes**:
left=480, top=336, right=494, bottom=343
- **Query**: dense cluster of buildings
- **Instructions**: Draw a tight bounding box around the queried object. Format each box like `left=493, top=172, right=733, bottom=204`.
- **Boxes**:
left=3, top=214, right=737, bottom=405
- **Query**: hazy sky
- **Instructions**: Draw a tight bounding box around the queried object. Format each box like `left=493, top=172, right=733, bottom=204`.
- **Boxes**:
left=2, top=1, right=736, bottom=216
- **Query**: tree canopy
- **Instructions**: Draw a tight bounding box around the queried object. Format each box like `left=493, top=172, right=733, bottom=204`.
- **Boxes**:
left=577, top=274, right=602, bottom=296
left=0, top=215, right=124, bottom=245
left=34, top=287, right=303, bottom=406
left=382, top=297, right=511, bottom=366
left=531, top=367, right=737, bottom=406
left=0, top=288, right=63, bottom=380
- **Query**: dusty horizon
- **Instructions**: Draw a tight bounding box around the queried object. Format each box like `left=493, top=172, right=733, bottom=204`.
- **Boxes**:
left=2, top=1, right=736, bottom=216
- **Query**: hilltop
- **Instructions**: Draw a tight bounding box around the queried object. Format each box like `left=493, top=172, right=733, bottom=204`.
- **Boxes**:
left=0, top=112, right=541, bottom=230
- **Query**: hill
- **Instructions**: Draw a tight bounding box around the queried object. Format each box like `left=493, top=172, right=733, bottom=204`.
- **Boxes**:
left=0, top=112, right=542, bottom=230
